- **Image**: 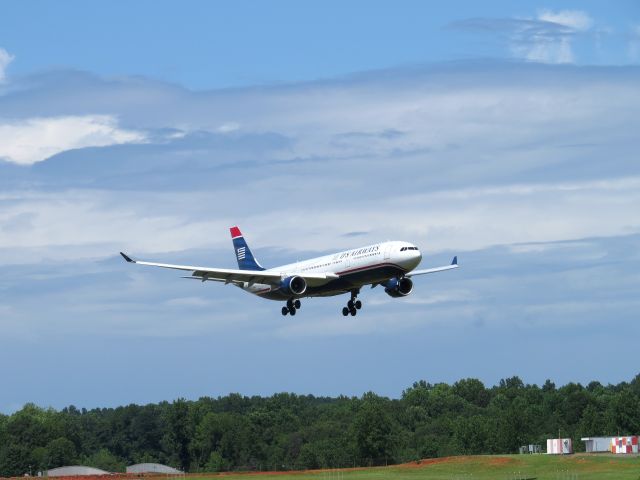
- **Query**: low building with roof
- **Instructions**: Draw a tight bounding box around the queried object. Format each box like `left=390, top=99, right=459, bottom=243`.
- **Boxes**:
left=581, top=436, right=616, bottom=453
left=126, top=464, right=182, bottom=474
left=546, top=438, right=573, bottom=454
left=46, top=466, right=110, bottom=477
left=610, top=436, right=639, bottom=454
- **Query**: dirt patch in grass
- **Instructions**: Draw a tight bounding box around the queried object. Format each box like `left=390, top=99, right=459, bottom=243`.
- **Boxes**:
left=398, top=457, right=456, bottom=468
left=396, top=455, right=521, bottom=470
left=487, top=456, right=516, bottom=466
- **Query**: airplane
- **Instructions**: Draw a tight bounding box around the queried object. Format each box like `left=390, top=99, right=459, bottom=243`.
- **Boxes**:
left=120, top=226, right=459, bottom=316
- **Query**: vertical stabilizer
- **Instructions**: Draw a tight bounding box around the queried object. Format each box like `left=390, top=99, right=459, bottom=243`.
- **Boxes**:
left=230, top=226, right=266, bottom=271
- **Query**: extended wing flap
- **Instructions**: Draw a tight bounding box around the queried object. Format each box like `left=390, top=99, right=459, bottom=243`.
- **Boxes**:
left=182, top=275, right=229, bottom=283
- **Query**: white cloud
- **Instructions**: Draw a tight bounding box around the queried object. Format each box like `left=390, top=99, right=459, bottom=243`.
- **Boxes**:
left=0, top=115, right=146, bottom=165
left=0, top=65, right=638, bottom=266
left=451, top=11, right=594, bottom=64
left=513, top=35, right=575, bottom=63
left=165, top=296, right=212, bottom=308
left=0, top=47, right=14, bottom=82
left=0, top=67, right=636, bottom=401
left=216, top=122, right=240, bottom=133
left=510, top=10, right=594, bottom=64
left=538, top=9, right=593, bottom=31
left=507, top=241, right=592, bottom=254
left=0, top=176, right=638, bottom=266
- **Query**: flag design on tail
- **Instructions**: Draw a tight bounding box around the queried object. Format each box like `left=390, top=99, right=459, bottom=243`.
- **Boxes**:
left=230, top=226, right=266, bottom=271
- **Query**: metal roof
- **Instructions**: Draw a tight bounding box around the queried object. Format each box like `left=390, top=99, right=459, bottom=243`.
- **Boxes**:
left=47, top=466, right=110, bottom=477
left=126, top=464, right=182, bottom=474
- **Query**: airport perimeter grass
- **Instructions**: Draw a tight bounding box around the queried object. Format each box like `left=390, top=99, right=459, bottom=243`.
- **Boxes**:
left=185, top=454, right=640, bottom=480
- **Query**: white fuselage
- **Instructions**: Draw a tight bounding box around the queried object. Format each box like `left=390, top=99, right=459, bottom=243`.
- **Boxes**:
left=243, top=241, right=422, bottom=299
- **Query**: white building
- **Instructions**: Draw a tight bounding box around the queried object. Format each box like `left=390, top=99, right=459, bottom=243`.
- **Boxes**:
left=546, top=438, right=573, bottom=454
left=581, top=437, right=615, bottom=453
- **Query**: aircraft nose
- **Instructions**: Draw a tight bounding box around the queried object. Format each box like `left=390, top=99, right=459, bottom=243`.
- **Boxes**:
left=407, top=247, right=422, bottom=268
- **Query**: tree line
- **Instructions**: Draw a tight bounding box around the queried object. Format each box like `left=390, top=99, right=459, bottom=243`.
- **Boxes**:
left=2, top=375, right=640, bottom=476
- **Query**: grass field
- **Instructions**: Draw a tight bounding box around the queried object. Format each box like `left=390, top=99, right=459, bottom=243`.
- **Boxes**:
left=185, top=454, right=640, bottom=480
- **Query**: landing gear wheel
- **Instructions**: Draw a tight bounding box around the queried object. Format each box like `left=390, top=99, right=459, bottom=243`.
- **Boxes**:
left=294, top=299, right=301, bottom=309
left=287, top=299, right=294, bottom=309
left=343, top=290, right=362, bottom=316
left=281, top=306, right=289, bottom=316
left=289, top=307, right=296, bottom=316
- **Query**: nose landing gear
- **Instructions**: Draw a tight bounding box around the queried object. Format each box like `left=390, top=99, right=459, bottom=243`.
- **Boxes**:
left=342, top=291, right=362, bottom=316
left=282, top=298, right=302, bottom=316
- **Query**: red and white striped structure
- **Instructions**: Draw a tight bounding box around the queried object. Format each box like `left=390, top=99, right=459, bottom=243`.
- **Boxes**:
left=547, top=438, right=573, bottom=454
left=610, top=436, right=639, bottom=454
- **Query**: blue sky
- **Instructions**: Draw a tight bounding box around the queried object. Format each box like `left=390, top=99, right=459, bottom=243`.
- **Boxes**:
left=1, top=1, right=639, bottom=413
left=2, top=0, right=639, bottom=88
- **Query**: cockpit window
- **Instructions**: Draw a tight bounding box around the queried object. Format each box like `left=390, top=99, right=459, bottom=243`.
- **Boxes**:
left=401, top=246, right=419, bottom=251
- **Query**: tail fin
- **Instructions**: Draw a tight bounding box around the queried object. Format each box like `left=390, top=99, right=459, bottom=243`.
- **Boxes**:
left=230, top=226, right=266, bottom=271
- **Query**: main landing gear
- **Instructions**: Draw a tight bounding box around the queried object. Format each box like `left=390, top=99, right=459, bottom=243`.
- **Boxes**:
left=281, top=298, right=301, bottom=316
left=342, top=291, right=362, bottom=316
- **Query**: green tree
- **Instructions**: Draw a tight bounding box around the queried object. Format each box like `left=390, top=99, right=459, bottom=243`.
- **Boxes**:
left=162, top=399, right=191, bottom=470
left=453, top=416, right=488, bottom=454
left=606, top=388, right=640, bottom=434
left=30, top=446, right=49, bottom=473
left=47, top=437, right=76, bottom=468
left=353, top=393, right=395, bottom=465
left=204, top=451, right=227, bottom=472
left=0, top=443, right=31, bottom=476
left=453, top=378, right=489, bottom=407
left=82, top=448, right=124, bottom=472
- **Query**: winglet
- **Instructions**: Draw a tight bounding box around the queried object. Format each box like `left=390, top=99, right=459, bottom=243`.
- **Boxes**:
left=120, top=252, right=135, bottom=263
left=451, top=256, right=458, bottom=265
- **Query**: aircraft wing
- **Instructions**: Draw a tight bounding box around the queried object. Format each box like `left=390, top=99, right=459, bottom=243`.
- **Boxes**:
left=406, top=256, right=459, bottom=277
left=120, top=252, right=337, bottom=287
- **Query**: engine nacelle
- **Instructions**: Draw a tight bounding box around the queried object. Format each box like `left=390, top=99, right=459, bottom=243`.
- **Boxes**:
left=383, top=277, right=413, bottom=298
left=280, top=275, right=307, bottom=296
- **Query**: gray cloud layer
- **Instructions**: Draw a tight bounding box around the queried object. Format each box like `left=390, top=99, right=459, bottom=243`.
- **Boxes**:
left=0, top=62, right=639, bottom=411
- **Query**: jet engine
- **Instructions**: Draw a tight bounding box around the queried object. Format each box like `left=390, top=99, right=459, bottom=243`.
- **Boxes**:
left=383, top=277, right=413, bottom=298
left=280, top=275, right=307, bottom=296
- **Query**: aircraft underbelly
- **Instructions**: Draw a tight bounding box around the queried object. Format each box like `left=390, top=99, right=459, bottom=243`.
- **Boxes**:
left=256, top=265, right=405, bottom=300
